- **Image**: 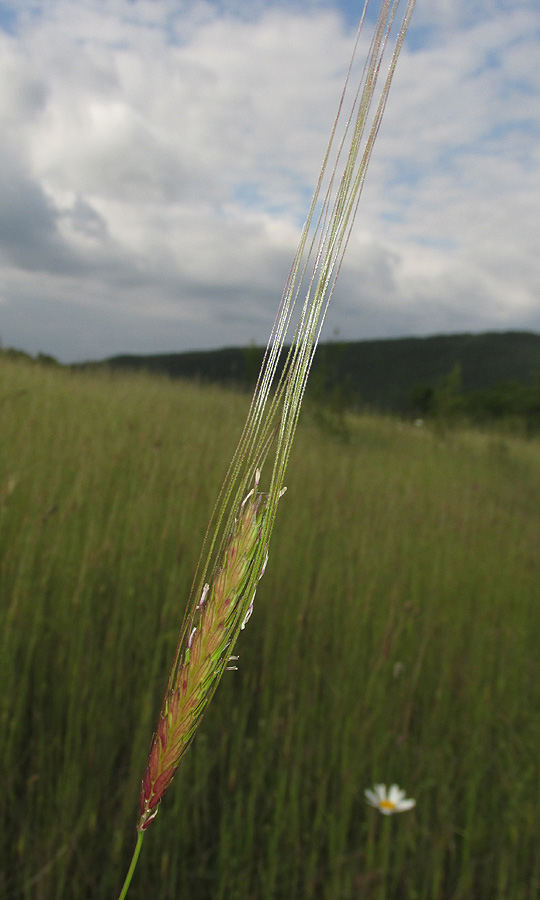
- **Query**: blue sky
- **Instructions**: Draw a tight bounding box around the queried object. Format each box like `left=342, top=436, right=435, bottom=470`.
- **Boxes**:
left=0, top=0, right=539, bottom=362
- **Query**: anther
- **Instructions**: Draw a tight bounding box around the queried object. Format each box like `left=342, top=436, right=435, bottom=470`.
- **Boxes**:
left=197, top=583, right=210, bottom=608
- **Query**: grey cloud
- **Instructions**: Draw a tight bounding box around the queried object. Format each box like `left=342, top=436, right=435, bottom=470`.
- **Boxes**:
left=0, top=160, right=70, bottom=272
left=61, top=195, right=108, bottom=240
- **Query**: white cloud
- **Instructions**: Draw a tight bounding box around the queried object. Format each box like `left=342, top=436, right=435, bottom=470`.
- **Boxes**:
left=0, top=0, right=539, bottom=361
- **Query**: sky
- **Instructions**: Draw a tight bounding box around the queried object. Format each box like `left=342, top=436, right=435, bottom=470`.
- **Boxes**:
left=0, top=0, right=539, bottom=363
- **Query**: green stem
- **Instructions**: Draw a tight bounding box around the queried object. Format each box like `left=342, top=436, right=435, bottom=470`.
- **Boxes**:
left=376, top=816, right=392, bottom=900
left=117, top=830, right=145, bottom=900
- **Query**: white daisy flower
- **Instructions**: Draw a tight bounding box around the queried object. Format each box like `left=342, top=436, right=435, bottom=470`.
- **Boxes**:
left=365, top=783, right=416, bottom=815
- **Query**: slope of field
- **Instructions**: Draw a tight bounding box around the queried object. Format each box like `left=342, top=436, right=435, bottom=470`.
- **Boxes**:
left=1, top=355, right=540, bottom=900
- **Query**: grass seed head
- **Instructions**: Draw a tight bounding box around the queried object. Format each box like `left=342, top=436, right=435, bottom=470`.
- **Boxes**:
left=134, top=0, right=416, bottom=837
left=138, top=473, right=270, bottom=830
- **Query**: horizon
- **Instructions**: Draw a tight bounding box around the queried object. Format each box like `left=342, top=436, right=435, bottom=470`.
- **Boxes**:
left=4, top=326, right=540, bottom=367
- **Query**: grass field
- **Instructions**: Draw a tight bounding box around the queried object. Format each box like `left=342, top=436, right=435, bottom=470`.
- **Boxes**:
left=1, top=353, right=540, bottom=900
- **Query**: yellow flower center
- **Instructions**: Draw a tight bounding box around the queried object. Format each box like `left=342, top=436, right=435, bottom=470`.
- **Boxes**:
left=379, top=800, right=397, bottom=811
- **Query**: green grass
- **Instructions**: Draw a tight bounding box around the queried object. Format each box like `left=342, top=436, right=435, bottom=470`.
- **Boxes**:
left=1, top=354, right=540, bottom=899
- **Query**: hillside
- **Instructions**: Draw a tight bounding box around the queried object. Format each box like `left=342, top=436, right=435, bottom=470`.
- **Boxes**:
left=96, top=330, right=540, bottom=412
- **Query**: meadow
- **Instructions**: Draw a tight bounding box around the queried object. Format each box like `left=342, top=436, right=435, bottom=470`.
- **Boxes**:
left=1, top=353, right=540, bottom=900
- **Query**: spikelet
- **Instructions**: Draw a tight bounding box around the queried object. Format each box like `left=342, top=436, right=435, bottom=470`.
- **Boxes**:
left=138, top=470, right=271, bottom=831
